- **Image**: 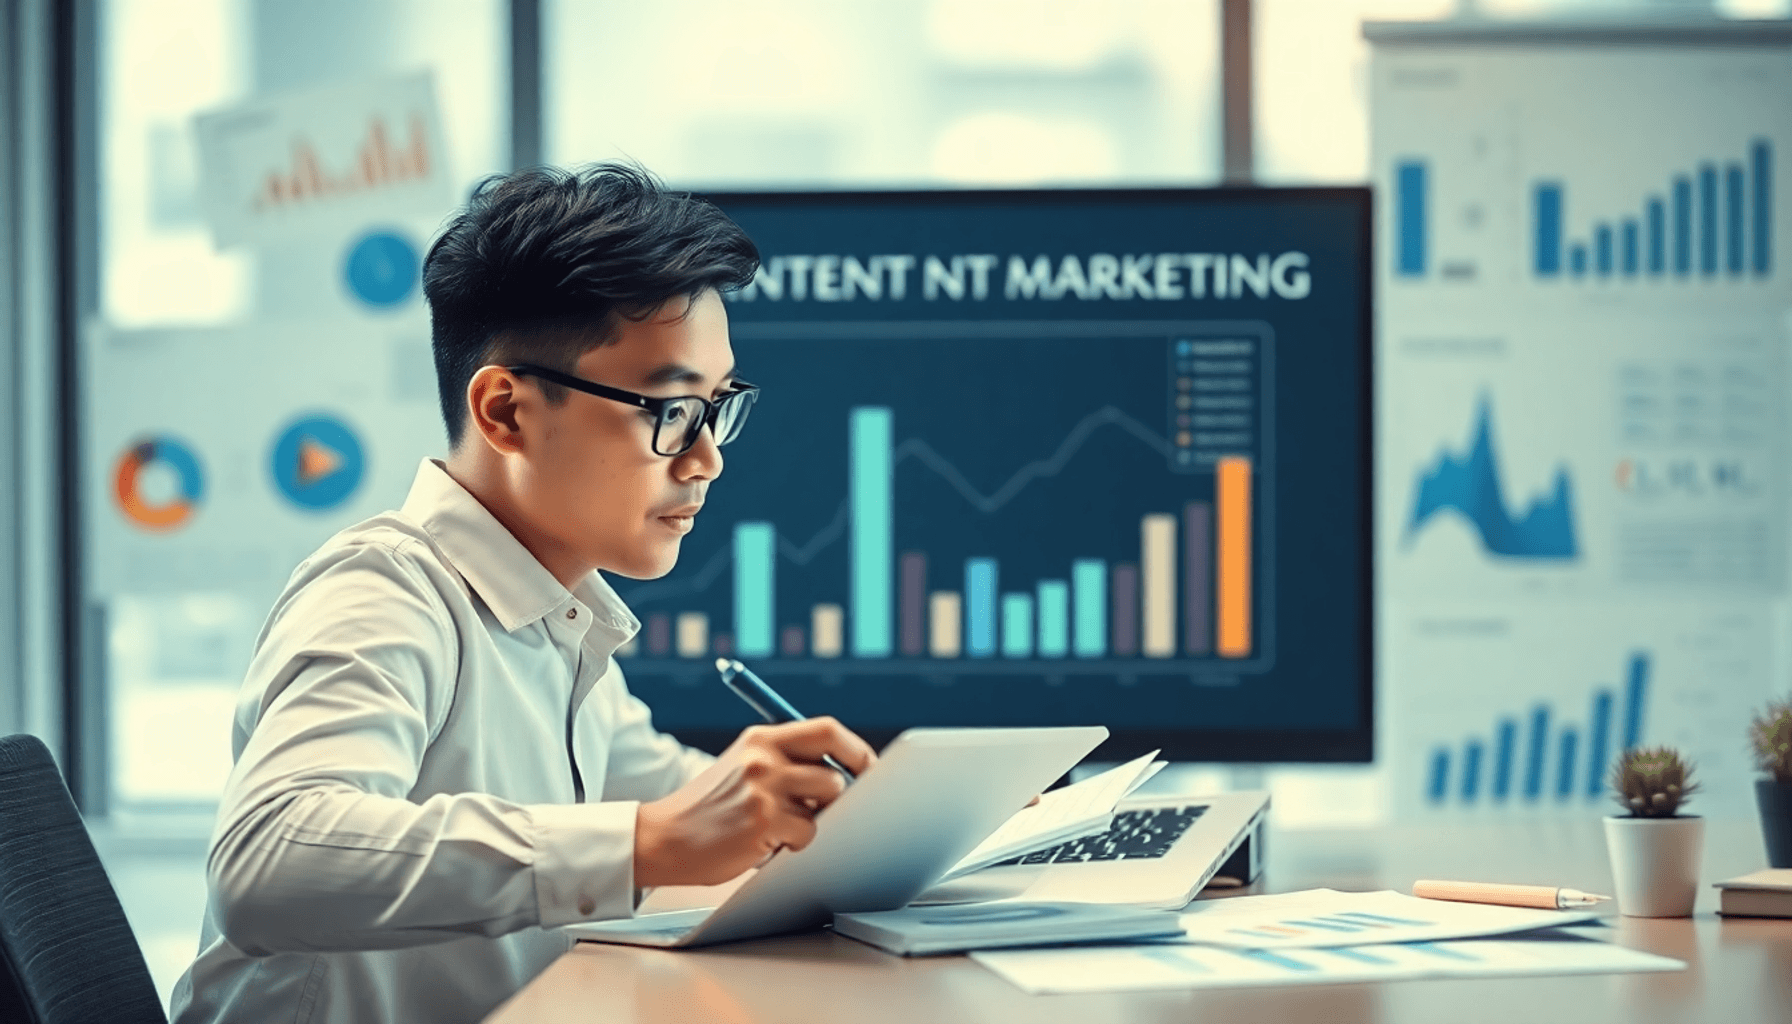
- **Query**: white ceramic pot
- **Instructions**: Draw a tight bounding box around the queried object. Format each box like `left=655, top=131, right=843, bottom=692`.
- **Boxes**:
left=1603, top=815, right=1703, bottom=917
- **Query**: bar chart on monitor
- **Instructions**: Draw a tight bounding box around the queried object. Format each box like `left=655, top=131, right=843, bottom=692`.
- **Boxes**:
left=613, top=320, right=1277, bottom=686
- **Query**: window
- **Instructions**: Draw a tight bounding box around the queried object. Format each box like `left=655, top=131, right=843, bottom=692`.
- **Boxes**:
left=546, top=0, right=1222, bottom=187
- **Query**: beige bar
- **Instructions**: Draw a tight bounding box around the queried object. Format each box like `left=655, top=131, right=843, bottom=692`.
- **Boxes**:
left=928, top=591, right=962, bottom=658
left=674, top=612, right=708, bottom=659
left=1141, top=513, right=1176, bottom=658
left=812, top=604, right=844, bottom=659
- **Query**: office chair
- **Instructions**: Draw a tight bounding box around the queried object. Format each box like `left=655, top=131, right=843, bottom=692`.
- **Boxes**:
left=0, top=733, right=168, bottom=1024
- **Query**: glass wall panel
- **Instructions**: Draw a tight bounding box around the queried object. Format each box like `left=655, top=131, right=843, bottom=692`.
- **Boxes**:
left=1253, top=0, right=1452, bottom=185
left=93, top=0, right=504, bottom=806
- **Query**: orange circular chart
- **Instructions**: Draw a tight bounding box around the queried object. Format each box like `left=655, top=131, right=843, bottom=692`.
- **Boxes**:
left=113, top=436, right=205, bottom=532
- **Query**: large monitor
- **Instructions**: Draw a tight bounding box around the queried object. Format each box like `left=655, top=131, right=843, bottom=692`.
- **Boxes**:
left=615, top=187, right=1373, bottom=762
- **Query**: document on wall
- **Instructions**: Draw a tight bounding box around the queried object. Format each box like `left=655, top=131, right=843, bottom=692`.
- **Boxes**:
left=972, top=928, right=1683, bottom=995
left=1174, top=888, right=1597, bottom=949
left=941, top=751, right=1165, bottom=880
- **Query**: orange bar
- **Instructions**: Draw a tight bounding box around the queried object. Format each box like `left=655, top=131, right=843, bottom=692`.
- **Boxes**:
left=1216, top=456, right=1252, bottom=658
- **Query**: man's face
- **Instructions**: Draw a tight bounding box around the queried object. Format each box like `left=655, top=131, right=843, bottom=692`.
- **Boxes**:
left=518, top=289, right=735, bottom=580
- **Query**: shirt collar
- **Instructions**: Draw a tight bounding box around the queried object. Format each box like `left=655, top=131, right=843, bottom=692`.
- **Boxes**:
left=401, top=459, right=639, bottom=640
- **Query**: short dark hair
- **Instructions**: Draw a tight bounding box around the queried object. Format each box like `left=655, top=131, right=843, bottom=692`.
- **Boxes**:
left=422, top=163, right=760, bottom=446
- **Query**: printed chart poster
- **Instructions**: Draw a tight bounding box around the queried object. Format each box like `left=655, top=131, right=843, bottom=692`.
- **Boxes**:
left=1371, top=33, right=1792, bottom=819
left=86, top=322, right=444, bottom=601
left=1384, top=599, right=1773, bottom=821
left=86, top=320, right=445, bottom=803
left=193, top=71, right=452, bottom=247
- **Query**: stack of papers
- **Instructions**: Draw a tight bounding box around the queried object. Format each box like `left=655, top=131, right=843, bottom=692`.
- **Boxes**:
left=941, top=751, right=1165, bottom=880
left=973, top=930, right=1683, bottom=993
left=965, top=889, right=1684, bottom=994
left=1173, top=888, right=1596, bottom=948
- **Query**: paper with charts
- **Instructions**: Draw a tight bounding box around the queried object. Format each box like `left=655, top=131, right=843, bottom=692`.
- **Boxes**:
left=1174, top=889, right=1597, bottom=949
left=971, top=929, right=1683, bottom=995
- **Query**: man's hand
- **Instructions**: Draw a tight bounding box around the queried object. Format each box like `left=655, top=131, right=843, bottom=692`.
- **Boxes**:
left=634, top=717, right=876, bottom=888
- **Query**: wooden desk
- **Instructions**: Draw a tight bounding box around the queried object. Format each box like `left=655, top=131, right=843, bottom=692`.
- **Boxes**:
left=485, top=820, right=1792, bottom=1024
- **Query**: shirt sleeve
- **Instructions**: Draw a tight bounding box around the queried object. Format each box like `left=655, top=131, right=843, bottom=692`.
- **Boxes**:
left=595, top=660, right=717, bottom=804
left=207, top=541, right=640, bottom=957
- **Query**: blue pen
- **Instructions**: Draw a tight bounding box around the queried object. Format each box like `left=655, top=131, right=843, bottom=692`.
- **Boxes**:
left=714, top=658, right=856, bottom=783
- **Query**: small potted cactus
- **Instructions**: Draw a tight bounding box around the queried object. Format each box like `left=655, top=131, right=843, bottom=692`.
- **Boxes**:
left=1750, top=697, right=1792, bottom=868
left=1603, top=745, right=1703, bottom=917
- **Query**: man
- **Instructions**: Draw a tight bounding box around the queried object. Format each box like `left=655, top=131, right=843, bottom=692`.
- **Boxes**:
left=171, top=165, right=875, bottom=1024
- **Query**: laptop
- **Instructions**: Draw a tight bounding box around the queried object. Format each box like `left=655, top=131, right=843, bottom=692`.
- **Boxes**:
left=916, top=788, right=1269, bottom=910
left=567, top=726, right=1108, bottom=948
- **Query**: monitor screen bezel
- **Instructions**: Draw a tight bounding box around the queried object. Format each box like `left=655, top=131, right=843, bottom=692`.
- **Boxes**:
left=659, top=184, right=1375, bottom=765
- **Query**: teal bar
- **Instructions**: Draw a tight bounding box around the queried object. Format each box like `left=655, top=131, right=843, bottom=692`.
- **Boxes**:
left=1072, top=559, right=1106, bottom=658
left=966, top=558, right=998, bottom=658
left=850, top=407, right=893, bottom=657
left=1001, top=593, right=1034, bottom=659
left=733, top=521, right=775, bottom=658
left=1037, top=580, right=1069, bottom=658
left=1396, top=160, right=1427, bottom=276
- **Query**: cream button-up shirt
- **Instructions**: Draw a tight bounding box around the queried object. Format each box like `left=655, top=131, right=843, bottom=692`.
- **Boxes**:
left=170, top=459, right=713, bottom=1024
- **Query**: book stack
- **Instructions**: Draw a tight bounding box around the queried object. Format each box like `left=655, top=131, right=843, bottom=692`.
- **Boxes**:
left=1715, top=868, right=1792, bottom=918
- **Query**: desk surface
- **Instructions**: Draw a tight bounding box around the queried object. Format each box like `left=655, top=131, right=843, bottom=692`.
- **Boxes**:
left=485, top=819, right=1791, bottom=1024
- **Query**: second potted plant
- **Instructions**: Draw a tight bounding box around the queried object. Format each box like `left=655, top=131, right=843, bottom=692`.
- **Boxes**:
left=1751, top=697, right=1792, bottom=868
left=1604, top=745, right=1702, bottom=917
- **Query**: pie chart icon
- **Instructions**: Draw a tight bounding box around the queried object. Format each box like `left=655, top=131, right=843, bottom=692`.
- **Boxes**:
left=113, top=436, right=205, bottom=531
left=271, top=415, right=365, bottom=511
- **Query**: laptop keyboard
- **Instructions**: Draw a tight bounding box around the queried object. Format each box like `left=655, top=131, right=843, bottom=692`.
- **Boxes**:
left=994, top=805, right=1208, bottom=867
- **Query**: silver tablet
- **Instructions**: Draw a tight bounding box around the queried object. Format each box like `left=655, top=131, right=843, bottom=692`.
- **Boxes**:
left=567, top=726, right=1108, bottom=948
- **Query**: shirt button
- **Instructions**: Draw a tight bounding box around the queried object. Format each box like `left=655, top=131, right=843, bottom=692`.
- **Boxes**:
left=578, top=896, right=596, bottom=916
left=566, top=608, right=578, bottom=619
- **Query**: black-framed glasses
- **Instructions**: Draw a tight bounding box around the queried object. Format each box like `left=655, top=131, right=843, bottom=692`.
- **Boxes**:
left=506, top=363, right=760, bottom=457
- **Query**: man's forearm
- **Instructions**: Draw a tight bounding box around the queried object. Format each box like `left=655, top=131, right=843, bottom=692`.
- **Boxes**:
left=210, top=784, right=638, bottom=955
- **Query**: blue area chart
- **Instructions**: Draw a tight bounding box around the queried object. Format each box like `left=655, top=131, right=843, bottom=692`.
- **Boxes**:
left=1406, top=396, right=1577, bottom=560
left=271, top=414, right=366, bottom=511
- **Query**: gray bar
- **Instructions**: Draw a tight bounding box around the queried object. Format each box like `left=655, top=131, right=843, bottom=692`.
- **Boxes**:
left=1112, top=563, right=1139, bottom=658
left=1184, top=501, right=1212, bottom=655
left=899, top=551, right=926, bottom=658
